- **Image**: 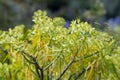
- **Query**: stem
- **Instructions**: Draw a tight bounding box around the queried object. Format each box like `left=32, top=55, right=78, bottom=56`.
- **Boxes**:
left=56, top=45, right=82, bottom=80
left=68, top=74, right=73, bottom=80
left=98, top=72, right=101, bottom=80
left=44, top=52, right=62, bottom=71
left=35, top=66, right=41, bottom=80
left=56, top=59, right=74, bottom=80
left=75, top=68, right=85, bottom=80
left=22, top=51, right=44, bottom=80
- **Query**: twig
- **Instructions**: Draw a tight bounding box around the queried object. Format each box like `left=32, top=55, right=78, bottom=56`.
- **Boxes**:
left=47, top=68, right=49, bottom=80
left=56, top=59, right=74, bottom=80
left=74, top=50, right=99, bottom=63
left=35, top=66, right=41, bottom=80
left=68, top=74, right=73, bottom=80
left=22, top=51, right=44, bottom=80
left=44, top=51, right=62, bottom=71
left=22, top=51, right=35, bottom=60
left=74, top=68, right=85, bottom=80
left=98, top=72, right=101, bottom=80
left=56, top=45, right=82, bottom=80
left=22, top=53, right=35, bottom=64
left=75, top=60, right=96, bottom=80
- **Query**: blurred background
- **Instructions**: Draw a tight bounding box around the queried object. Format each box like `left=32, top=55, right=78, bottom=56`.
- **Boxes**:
left=0, top=0, right=120, bottom=29
left=0, top=0, right=120, bottom=41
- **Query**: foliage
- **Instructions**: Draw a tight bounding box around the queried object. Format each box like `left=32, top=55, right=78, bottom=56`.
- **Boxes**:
left=0, top=10, right=120, bottom=80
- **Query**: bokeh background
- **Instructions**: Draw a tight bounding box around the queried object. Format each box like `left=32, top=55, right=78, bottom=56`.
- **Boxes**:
left=0, top=0, right=120, bottom=31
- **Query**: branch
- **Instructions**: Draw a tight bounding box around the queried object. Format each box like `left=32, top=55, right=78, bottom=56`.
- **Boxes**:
left=22, top=51, right=44, bottom=80
left=44, top=51, right=62, bottom=71
left=35, top=66, right=41, bottom=80
left=56, top=59, right=74, bottom=80
left=56, top=45, right=82, bottom=80
left=84, top=51, right=98, bottom=59
left=22, top=53, right=35, bottom=64
left=97, top=72, right=101, bottom=80
left=75, top=60, right=96, bottom=80
left=22, top=51, right=35, bottom=61
left=68, top=74, right=73, bottom=80
left=74, top=68, right=85, bottom=80
left=74, top=50, right=99, bottom=63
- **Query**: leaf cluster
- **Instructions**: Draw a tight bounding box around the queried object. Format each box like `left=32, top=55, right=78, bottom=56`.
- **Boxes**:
left=0, top=10, right=120, bottom=80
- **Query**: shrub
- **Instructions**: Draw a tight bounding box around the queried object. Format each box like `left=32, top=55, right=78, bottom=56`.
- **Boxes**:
left=0, top=10, right=120, bottom=80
